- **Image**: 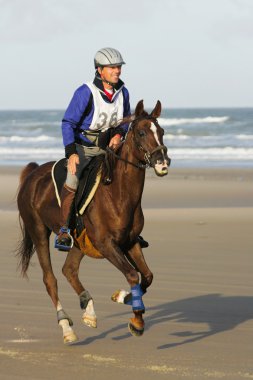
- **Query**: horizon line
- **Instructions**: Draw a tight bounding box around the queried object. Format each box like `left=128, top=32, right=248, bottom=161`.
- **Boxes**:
left=1, top=106, right=253, bottom=112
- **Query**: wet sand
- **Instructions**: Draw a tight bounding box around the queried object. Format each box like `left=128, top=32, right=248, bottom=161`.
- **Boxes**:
left=0, top=166, right=253, bottom=380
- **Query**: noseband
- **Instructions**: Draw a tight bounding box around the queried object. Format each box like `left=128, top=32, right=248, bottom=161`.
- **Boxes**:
left=136, top=143, right=167, bottom=167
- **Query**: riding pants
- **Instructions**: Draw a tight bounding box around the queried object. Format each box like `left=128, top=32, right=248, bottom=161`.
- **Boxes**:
left=65, top=143, right=104, bottom=190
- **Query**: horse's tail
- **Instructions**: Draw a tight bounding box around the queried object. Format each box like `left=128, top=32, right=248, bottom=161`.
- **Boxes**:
left=16, top=162, right=39, bottom=277
left=18, top=162, right=39, bottom=188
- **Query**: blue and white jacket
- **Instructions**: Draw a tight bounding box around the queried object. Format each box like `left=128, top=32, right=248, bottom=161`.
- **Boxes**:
left=62, top=74, right=131, bottom=158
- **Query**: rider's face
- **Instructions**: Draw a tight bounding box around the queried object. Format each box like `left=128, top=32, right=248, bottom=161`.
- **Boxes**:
left=98, top=65, right=122, bottom=87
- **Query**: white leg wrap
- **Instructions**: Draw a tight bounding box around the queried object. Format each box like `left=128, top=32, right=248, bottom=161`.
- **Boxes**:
left=82, top=299, right=97, bottom=328
left=56, top=302, right=78, bottom=344
left=59, top=319, right=78, bottom=344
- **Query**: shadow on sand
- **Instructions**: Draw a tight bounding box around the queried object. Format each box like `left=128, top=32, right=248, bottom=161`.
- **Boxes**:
left=73, top=293, right=253, bottom=349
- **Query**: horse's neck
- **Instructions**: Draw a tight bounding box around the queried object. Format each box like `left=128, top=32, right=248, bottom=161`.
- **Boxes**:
left=112, top=137, right=145, bottom=203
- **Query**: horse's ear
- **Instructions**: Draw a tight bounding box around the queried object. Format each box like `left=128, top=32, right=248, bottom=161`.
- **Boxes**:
left=150, top=100, right=162, bottom=118
left=135, top=100, right=144, bottom=117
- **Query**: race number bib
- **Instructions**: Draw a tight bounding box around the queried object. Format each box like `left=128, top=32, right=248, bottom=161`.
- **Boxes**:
left=86, top=83, right=124, bottom=132
left=96, top=111, right=118, bottom=129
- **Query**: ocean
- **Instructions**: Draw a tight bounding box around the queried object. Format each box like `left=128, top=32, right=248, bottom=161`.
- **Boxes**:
left=0, top=108, right=253, bottom=168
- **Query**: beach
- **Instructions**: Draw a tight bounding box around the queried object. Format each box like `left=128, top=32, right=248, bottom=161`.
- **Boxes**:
left=0, top=166, right=253, bottom=380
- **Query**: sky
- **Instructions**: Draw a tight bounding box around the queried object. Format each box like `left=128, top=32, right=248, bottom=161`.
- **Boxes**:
left=1, top=0, right=253, bottom=109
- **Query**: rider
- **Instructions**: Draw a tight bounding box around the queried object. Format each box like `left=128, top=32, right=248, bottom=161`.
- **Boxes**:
left=55, top=47, right=148, bottom=250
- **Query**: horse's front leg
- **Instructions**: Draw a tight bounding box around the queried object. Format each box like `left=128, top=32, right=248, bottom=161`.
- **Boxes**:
left=96, top=239, right=145, bottom=336
left=62, top=245, right=97, bottom=328
left=112, top=242, right=153, bottom=306
left=122, top=205, right=153, bottom=298
left=126, top=242, right=153, bottom=293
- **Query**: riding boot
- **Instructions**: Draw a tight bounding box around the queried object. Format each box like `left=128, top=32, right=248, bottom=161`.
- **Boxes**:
left=55, top=184, right=76, bottom=251
left=138, top=235, right=149, bottom=248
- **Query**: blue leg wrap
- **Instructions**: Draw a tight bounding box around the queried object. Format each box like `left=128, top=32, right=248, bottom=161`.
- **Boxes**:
left=131, top=284, right=145, bottom=312
left=124, top=296, right=132, bottom=306
left=124, top=285, right=144, bottom=306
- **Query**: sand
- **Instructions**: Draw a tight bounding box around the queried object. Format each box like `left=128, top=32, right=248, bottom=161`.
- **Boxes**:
left=0, top=166, right=253, bottom=380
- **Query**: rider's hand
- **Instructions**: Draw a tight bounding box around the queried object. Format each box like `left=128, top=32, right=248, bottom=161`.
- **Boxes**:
left=68, top=154, right=79, bottom=175
left=109, top=134, right=121, bottom=150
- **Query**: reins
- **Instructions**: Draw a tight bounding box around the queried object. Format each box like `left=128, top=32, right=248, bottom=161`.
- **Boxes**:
left=106, top=146, right=148, bottom=170
left=102, top=146, right=147, bottom=185
left=103, top=115, right=167, bottom=184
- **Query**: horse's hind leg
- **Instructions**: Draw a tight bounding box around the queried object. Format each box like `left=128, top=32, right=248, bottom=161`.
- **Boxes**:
left=62, top=245, right=97, bottom=328
left=28, top=221, right=78, bottom=344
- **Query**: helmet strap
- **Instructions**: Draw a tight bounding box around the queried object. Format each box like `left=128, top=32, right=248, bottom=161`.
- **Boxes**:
left=95, top=71, right=116, bottom=88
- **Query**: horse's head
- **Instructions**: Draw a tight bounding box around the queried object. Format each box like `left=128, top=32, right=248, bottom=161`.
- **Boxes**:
left=130, top=100, right=171, bottom=176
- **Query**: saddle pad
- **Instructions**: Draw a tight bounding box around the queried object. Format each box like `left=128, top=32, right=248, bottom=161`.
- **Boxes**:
left=52, top=156, right=103, bottom=215
left=74, top=228, right=103, bottom=259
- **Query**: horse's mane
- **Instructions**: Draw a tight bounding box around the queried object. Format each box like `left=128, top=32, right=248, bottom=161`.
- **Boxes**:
left=101, top=147, right=118, bottom=185
left=117, top=109, right=149, bottom=128
left=118, top=114, right=134, bottom=127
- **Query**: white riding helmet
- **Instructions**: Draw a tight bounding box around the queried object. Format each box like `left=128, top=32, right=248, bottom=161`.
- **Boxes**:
left=94, top=47, right=125, bottom=68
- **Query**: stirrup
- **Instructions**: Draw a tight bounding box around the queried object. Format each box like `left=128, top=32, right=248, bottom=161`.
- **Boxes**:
left=54, top=227, right=74, bottom=251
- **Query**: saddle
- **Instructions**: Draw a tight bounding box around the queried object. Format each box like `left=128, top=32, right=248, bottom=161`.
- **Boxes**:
left=52, top=155, right=103, bottom=216
left=52, top=155, right=105, bottom=257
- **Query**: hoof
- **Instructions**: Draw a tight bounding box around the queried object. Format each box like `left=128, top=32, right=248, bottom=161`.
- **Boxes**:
left=63, top=331, right=78, bottom=344
left=111, top=290, right=120, bottom=302
left=82, top=315, right=97, bottom=329
left=128, top=322, right=144, bottom=337
left=111, top=289, right=130, bottom=304
left=128, top=320, right=144, bottom=337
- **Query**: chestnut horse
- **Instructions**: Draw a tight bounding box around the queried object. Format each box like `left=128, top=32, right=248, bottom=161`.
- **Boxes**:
left=16, top=100, right=170, bottom=344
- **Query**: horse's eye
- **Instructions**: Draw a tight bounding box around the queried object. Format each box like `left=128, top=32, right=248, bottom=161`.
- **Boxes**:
left=138, top=130, right=146, bottom=137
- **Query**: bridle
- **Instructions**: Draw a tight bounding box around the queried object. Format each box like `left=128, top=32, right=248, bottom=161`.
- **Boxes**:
left=106, top=146, right=147, bottom=169
left=102, top=116, right=168, bottom=184
left=108, top=117, right=167, bottom=168
left=135, top=144, right=168, bottom=168
left=106, top=116, right=167, bottom=169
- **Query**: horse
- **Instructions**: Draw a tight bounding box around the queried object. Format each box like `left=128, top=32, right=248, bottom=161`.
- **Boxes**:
left=16, top=100, right=170, bottom=344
